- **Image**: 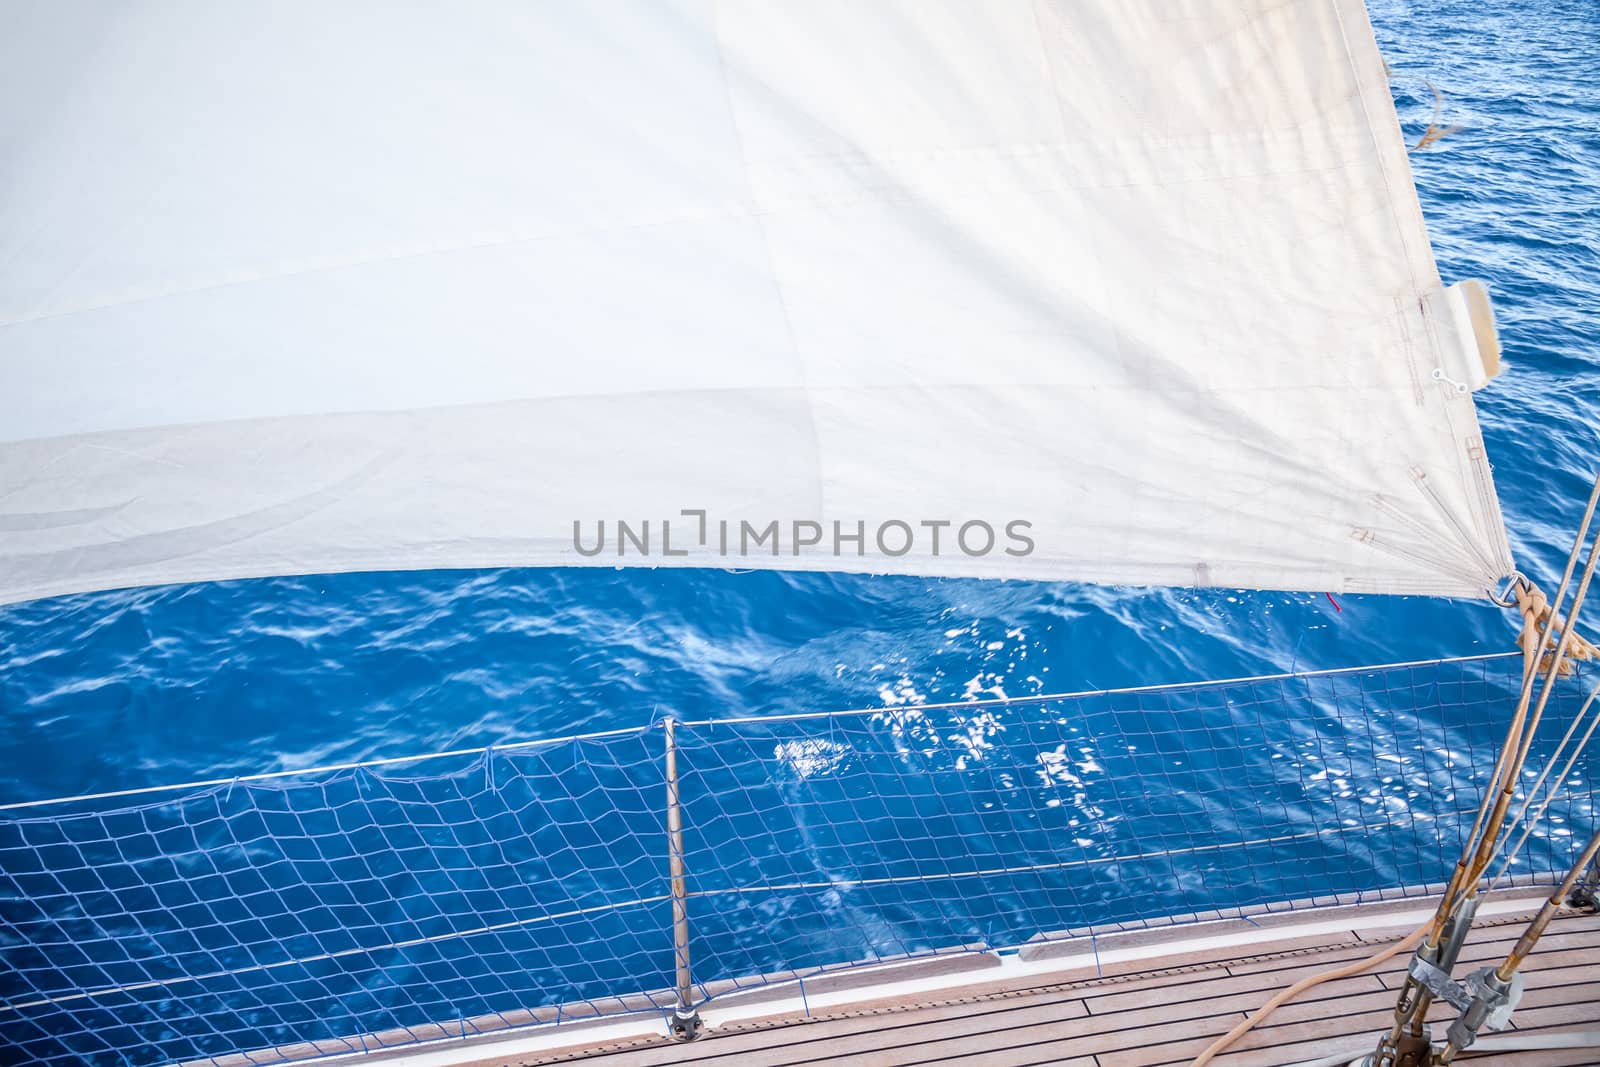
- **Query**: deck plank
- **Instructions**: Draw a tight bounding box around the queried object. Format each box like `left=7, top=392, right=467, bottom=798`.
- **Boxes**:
left=444, top=905, right=1600, bottom=1067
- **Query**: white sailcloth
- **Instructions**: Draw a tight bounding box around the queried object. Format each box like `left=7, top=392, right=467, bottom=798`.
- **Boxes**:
left=0, top=0, right=1514, bottom=605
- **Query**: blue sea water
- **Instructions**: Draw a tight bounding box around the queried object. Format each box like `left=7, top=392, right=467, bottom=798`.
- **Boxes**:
left=0, top=3, right=1598, bottom=1061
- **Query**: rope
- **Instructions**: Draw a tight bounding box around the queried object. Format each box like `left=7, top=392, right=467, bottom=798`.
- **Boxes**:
left=1209, top=568, right=1600, bottom=1066
left=1456, top=576, right=1600, bottom=896
left=1515, top=581, right=1599, bottom=677
left=1450, top=574, right=1599, bottom=898
left=1367, top=542, right=1600, bottom=1058
left=1187, top=923, right=1428, bottom=1067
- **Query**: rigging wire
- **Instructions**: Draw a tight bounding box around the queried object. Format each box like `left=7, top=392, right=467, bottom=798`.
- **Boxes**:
left=1200, top=474, right=1600, bottom=1067
left=1433, top=474, right=1598, bottom=927
left=1376, top=472, right=1600, bottom=1061
left=1390, top=482, right=1600, bottom=1029
left=1434, top=823, right=1600, bottom=1064
left=1488, top=679, right=1600, bottom=888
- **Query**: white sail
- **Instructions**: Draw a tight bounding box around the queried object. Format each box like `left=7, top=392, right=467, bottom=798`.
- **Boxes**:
left=0, top=0, right=1514, bottom=605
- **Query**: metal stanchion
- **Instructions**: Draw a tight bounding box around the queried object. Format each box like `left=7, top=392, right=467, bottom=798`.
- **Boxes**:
left=665, top=717, right=702, bottom=1040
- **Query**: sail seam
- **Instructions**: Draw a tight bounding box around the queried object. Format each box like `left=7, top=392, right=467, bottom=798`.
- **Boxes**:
left=1468, top=436, right=1517, bottom=576
left=1411, top=467, right=1501, bottom=581
left=1369, top=492, right=1488, bottom=581
left=1411, top=275, right=1516, bottom=587
left=1355, top=527, right=1481, bottom=588
left=1328, top=0, right=1437, bottom=293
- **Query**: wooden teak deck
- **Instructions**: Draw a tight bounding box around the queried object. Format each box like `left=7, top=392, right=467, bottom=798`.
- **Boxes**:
left=420, top=890, right=1600, bottom=1067
left=250, top=888, right=1599, bottom=1067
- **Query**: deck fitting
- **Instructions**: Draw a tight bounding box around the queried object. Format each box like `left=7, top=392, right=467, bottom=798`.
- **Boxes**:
left=668, top=1007, right=703, bottom=1041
